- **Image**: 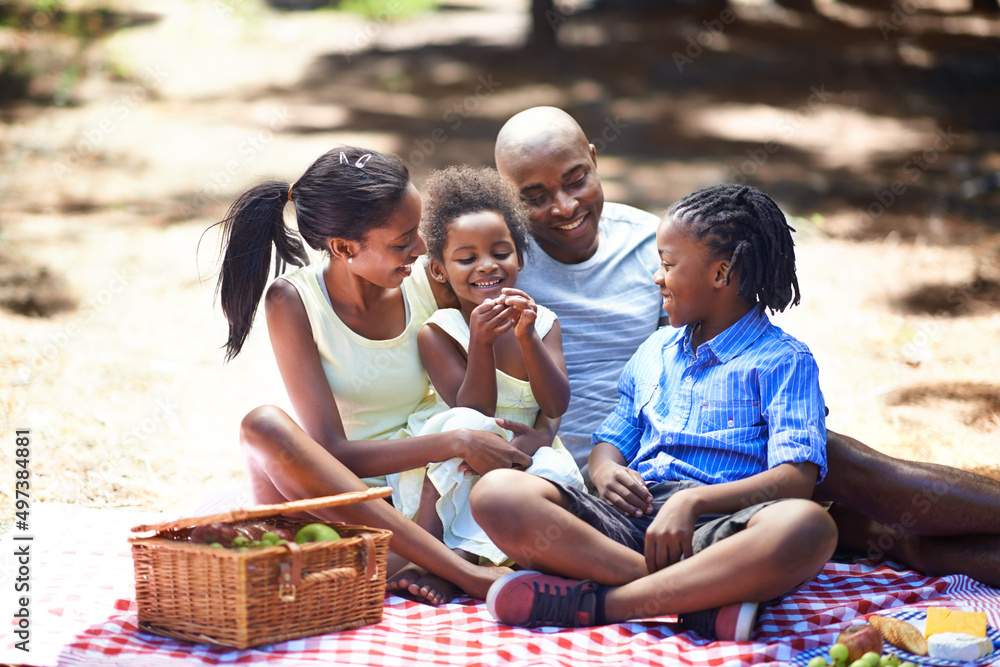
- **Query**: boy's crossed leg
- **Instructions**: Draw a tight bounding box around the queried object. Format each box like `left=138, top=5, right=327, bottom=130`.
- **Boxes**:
left=471, top=469, right=837, bottom=629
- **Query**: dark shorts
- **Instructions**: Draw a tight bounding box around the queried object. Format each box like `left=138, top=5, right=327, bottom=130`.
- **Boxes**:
left=550, top=478, right=786, bottom=556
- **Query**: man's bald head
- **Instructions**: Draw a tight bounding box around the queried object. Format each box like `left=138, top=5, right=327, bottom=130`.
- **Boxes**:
left=493, top=107, right=604, bottom=264
left=495, top=107, right=591, bottom=174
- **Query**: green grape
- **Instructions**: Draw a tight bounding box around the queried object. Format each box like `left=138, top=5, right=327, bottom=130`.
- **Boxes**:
left=860, top=652, right=881, bottom=667
left=830, top=644, right=850, bottom=663
left=807, top=657, right=829, bottom=667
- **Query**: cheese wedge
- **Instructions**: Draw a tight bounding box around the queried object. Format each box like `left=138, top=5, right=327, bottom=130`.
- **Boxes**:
left=925, top=608, right=988, bottom=639
left=927, top=632, right=994, bottom=661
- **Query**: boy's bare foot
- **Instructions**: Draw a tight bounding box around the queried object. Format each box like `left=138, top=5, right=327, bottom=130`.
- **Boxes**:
left=387, top=564, right=458, bottom=605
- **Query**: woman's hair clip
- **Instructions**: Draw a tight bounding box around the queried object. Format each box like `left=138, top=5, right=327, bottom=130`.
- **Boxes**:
left=340, top=151, right=372, bottom=169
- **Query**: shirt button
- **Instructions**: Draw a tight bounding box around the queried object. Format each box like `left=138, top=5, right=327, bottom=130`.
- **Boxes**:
left=665, top=436, right=673, bottom=444
left=727, top=418, right=735, bottom=428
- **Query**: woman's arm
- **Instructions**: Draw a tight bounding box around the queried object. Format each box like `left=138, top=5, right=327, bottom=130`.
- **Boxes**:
left=265, top=279, right=529, bottom=477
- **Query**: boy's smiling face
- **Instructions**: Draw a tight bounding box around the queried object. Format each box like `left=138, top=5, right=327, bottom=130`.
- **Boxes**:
left=653, top=217, right=725, bottom=329
left=432, top=210, right=522, bottom=311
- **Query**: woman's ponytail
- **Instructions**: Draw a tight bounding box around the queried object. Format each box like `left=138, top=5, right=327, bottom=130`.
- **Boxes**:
left=212, top=181, right=309, bottom=361
left=206, top=145, right=410, bottom=362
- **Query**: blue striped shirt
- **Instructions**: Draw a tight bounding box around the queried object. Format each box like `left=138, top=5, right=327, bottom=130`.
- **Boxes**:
left=592, top=308, right=827, bottom=485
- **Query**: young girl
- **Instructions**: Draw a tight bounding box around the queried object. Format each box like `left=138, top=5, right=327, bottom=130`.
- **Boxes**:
left=210, top=147, right=531, bottom=606
left=388, top=166, right=586, bottom=568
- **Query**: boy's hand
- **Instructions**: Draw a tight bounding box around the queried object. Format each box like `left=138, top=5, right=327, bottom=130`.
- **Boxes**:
left=469, top=298, right=516, bottom=346
left=644, top=491, right=699, bottom=572
left=499, top=288, right=537, bottom=341
left=594, top=464, right=653, bottom=518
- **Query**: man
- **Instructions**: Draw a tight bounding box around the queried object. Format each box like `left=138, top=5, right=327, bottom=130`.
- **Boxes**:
left=492, top=106, right=1000, bottom=587
left=495, top=107, right=665, bottom=480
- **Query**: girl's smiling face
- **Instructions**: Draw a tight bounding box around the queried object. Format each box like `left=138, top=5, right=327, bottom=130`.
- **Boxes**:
left=432, top=210, right=521, bottom=310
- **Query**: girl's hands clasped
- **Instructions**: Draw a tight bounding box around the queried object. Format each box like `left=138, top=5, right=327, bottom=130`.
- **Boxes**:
left=499, top=288, right=538, bottom=341
left=468, top=298, right=517, bottom=347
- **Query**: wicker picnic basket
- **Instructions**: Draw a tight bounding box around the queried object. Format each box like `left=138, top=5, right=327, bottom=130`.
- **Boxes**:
left=129, top=487, right=393, bottom=649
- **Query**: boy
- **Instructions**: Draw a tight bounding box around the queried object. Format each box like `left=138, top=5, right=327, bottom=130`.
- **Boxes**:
left=471, top=184, right=838, bottom=640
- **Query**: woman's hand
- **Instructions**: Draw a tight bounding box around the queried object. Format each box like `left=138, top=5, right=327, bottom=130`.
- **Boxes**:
left=496, top=418, right=552, bottom=457
left=500, top=288, right=537, bottom=341
left=454, top=428, right=532, bottom=475
left=643, top=490, right=700, bottom=573
left=592, top=463, right=653, bottom=518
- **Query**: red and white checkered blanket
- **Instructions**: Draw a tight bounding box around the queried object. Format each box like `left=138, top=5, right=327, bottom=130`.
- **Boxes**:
left=3, top=504, right=999, bottom=667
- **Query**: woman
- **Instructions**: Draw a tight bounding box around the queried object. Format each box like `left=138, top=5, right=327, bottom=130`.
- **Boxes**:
left=211, top=146, right=533, bottom=603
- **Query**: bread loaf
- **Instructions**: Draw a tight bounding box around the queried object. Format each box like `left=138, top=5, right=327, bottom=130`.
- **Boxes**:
left=869, top=614, right=928, bottom=655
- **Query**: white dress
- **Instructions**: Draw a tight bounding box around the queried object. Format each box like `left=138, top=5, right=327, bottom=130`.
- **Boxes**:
left=387, top=306, right=587, bottom=565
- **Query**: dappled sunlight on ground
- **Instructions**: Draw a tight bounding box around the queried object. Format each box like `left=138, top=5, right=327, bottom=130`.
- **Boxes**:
left=0, top=0, right=998, bottom=512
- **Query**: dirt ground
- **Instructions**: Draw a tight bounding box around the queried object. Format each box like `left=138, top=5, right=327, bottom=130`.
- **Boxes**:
left=1, top=0, right=998, bottom=525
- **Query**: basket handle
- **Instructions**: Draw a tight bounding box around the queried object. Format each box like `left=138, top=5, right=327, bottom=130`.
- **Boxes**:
left=131, top=486, right=393, bottom=534
left=277, top=534, right=379, bottom=602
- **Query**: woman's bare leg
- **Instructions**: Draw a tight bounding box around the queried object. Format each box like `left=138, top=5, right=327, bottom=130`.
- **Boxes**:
left=387, top=473, right=478, bottom=604
left=240, top=405, right=509, bottom=601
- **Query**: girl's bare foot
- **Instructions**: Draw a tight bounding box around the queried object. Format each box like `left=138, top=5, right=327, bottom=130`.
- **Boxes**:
left=387, top=564, right=458, bottom=605
left=387, top=561, right=516, bottom=604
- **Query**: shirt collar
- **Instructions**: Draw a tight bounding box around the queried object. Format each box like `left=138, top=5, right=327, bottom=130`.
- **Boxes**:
left=680, top=307, right=771, bottom=363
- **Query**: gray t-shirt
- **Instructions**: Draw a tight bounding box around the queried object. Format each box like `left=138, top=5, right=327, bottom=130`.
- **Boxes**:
left=516, top=202, right=664, bottom=475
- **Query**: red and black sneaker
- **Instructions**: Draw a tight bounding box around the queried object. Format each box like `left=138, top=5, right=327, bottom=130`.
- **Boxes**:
left=678, top=601, right=758, bottom=641
left=486, top=571, right=601, bottom=628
